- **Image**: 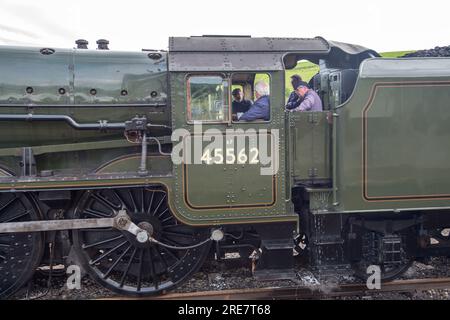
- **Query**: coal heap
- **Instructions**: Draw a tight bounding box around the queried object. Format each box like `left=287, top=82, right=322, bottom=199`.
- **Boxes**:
left=402, top=46, right=450, bottom=57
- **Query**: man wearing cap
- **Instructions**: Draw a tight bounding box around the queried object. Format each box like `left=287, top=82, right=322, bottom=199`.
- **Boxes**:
left=285, top=74, right=303, bottom=110
left=286, top=81, right=323, bottom=112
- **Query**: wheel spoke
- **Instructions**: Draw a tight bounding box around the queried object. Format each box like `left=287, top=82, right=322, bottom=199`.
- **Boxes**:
left=82, top=234, right=124, bottom=249
left=120, top=247, right=137, bottom=287
left=128, top=189, right=138, bottom=213
left=103, top=245, right=132, bottom=279
left=136, top=249, right=144, bottom=291
left=89, top=241, right=128, bottom=265
left=162, top=224, right=180, bottom=230
left=148, top=247, right=159, bottom=290
left=1, top=209, right=31, bottom=223
left=153, top=245, right=169, bottom=270
left=146, top=191, right=155, bottom=215
left=0, top=193, right=44, bottom=299
left=91, top=193, right=121, bottom=211
left=73, top=187, right=210, bottom=296
left=0, top=196, right=18, bottom=213
left=161, top=215, right=175, bottom=224
left=83, top=208, right=111, bottom=218
left=141, top=188, right=145, bottom=213
left=112, top=190, right=130, bottom=211
left=153, top=194, right=166, bottom=216
left=160, top=245, right=181, bottom=263
left=157, top=208, right=169, bottom=218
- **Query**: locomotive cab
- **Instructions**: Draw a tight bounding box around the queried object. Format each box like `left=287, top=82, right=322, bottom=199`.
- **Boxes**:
left=283, top=46, right=376, bottom=187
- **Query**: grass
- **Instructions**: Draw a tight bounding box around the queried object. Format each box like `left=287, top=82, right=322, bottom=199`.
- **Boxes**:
left=234, top=50, right=417, bottom=100
left=285, top=60, right=319, bottom=96
left=282, top=50, right=416, bottom=99
left=379, top=50, right=415, bottom=58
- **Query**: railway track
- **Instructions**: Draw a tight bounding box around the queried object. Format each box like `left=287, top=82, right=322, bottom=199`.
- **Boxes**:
left=100, top=277, right=450, bottom=300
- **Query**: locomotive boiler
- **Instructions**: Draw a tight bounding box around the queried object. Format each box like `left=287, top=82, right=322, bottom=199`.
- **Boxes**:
left=1, top=36, right=450, bottom=298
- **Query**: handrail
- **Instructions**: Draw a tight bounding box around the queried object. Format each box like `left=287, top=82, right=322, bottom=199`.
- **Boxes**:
left=0, top=114, right=171, bottom=130
left=332, top=112, right=339, bottom=206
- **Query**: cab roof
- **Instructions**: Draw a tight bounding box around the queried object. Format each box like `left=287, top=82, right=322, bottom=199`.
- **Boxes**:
left=168, top=36, right=379, bottom=71
left=170, top=36, right=377, bottom=55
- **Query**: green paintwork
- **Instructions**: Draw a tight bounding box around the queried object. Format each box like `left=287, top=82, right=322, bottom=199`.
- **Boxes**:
left=0, top=45, right=170, bottom=178
left=95, top=155, right=173, bottom=175
left=365, top=86, right=450, bottom=199
left=0, top=46, right=168, bottom=106
left=335, top=60, right=450, bottom=212
left=0, top=39, right=449, bottom=226
left=169, top=71, right=295, bottom=223
left=290, top=112, right=331, bottom=182
left=0, top=46, right=169, bottom=150
left=182, top=134, right=275, bottom=208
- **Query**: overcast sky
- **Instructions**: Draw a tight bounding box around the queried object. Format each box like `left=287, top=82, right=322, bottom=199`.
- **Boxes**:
left=0, top=0, right=449, bottom=52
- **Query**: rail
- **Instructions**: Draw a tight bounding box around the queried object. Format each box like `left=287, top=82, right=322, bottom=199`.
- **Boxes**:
left=100, top=278, right=450, bottom=300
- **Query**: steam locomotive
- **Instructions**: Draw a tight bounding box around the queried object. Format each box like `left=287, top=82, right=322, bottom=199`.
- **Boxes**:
left=1, top=36, right=450, bottom=298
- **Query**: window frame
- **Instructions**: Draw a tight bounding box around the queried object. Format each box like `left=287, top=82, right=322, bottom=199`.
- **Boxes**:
left=185, top=73, right=231, bottom=124
left=230, top=72, right=272, bottom=124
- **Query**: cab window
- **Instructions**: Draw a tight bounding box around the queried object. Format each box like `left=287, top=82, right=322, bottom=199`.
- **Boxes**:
left=231, top=73, right=270, bottom=122
left=187, top=75, right=229, bottom=123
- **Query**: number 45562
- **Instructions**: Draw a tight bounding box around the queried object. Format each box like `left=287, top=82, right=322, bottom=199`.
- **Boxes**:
left=201, top=148, right=259, bottom=165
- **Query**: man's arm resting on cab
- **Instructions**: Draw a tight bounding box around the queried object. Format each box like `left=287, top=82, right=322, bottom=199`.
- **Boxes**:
left=292, top=94, right=315, bottom=112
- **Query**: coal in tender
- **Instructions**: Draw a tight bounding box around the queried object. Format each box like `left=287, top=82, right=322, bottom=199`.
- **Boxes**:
left=402, top=45, right=450, bottom=57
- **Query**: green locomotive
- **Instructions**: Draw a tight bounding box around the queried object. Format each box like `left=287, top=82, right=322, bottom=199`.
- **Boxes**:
left=0, top=36, right=449, bottom=298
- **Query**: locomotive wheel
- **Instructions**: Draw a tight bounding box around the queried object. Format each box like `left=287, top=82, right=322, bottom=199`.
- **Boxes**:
left=0, top=193, right=44, bottom=299
left=351, top=231, right=413, bottom=282
left=72, top=187, right=211, bottom=296
left=352, top=258, right=413, bottom=282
